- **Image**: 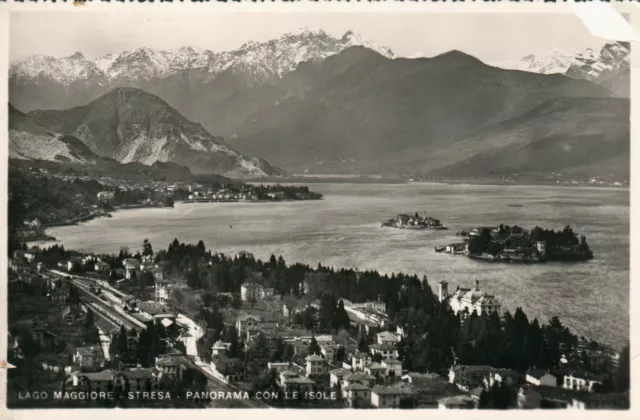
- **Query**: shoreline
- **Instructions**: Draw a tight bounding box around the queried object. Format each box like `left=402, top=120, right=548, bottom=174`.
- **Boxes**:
left=247, top=176, right=629, bottom=189
left=30, top=198, right=324, bottom=244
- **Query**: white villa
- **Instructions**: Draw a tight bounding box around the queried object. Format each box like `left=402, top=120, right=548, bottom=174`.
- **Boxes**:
left=439, top=280, right=501, bottom=316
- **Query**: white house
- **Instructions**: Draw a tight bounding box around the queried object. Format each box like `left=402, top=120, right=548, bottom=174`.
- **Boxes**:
left=442, top=280, right=501, bottom=316
left=376, top=331, right=400, bottom=346
left=352, top=352, right=372, bottom=371
left=370, top=383, right=415, bottom=408
left=342, top=372, right=376, bottom=390
left=329, top=367, right=352, bottom=387
left=365, top=301, right=386, bottom=313
left=382, top=359, right=403, bottom=377
left=320, top=343, right=339, bottom=362
left=369, top=344, right=399, bottom=361
left=154, top=278, right=172, bottom=303
left=526, top=369, right=558, bottom=387
left=240, top=283, right=275, bottom=301
left=343, top=383, right=371, bottom=407
left=305, top=354, right=326, bottom=376
left=563, top=372, right=604, bottom=392
left=364, top=362, right=386, bottom=378
left=123, top=258, right=141, bottom=280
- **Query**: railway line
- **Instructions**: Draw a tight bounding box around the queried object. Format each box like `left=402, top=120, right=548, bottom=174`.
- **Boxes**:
left=48, top=269, right=266, bottom=406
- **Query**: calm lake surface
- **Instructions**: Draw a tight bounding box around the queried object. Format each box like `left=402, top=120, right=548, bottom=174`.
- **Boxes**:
left=38, top=183, right=629, bottom=348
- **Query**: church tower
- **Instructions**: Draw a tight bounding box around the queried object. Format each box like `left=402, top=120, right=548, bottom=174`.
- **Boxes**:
left=438, top=281, right=449, bottom=302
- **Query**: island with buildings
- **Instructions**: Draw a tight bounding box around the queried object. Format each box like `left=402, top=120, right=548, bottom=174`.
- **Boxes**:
left=382, top=213, right=447, bottom=230
left=436, top=225, right=594, bottom=263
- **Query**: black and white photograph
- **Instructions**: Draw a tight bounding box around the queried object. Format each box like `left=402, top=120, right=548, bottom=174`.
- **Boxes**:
left=1, top=5, right=633, bottom=412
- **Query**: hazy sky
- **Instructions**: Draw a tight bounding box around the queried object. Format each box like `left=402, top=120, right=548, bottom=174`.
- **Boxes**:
left=10, top=12, right=609, bottom=62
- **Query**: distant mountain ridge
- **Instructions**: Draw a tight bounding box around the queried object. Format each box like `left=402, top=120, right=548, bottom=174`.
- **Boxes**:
left=9, top=28, right=395, bottom=114
left=491, top=41, right=630, bottom=97
left=9, top=31, right=629, bottom=182
left=225, top=47, right=628, bottom=181
left=21, top=88, right=283, bottom=177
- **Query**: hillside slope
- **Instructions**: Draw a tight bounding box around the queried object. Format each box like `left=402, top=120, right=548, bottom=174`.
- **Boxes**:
left=228, top=48, right=623, bottom=180
left=27, top=88, right=282, bottom=177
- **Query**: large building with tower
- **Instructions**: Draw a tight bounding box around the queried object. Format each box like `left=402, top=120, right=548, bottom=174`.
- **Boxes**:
left=438, top=280, right=501, bottom=316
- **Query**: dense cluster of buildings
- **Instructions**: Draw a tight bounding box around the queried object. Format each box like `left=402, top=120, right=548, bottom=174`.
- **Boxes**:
left=445, top=363, right=627, bottom=409
left=209, top=329, right=414, bottom=408
left=7, top=244, right=626, bottom=410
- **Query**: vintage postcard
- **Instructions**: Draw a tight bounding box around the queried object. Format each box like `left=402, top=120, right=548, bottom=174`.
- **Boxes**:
left=0, top=1, right=636, bottom=417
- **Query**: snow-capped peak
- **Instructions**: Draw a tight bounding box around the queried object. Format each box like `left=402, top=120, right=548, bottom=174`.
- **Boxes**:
left=489, top=42, right=628, bottom=78
left=287, top=27, right=328, bottom=37
left=10, top=28, right=396, bottom=85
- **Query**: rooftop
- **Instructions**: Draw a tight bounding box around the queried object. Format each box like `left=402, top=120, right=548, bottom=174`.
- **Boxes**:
left=438, top=395, right=475, bottom=406
left=75, top=346, right=96, bottom=357
left=452, top=365, right=494, bottom=374
left=527, top=369, right=555, bottom=379
left=329, top=368, right=352, bottom=377
left=284, top=376, right=315, bottom=385
left=371, top=383, right=415, bottom=396
left=345, top=383, right=371, bottom=391
left=370, top=343, right=398, bottom=351
left=344, top=372, right=376, bottom=382
left=120, top=368, right=155, bottom=380
left=377, top=331, right=399, bottom=340
left=76, top=370, right=115, bottom=382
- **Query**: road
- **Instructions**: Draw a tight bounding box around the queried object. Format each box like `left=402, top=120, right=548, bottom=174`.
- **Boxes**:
left=49, top=269, right=268, bottom=408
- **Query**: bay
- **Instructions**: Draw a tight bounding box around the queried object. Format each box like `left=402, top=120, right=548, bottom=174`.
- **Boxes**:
left=35, top=182, right=630, bottom=348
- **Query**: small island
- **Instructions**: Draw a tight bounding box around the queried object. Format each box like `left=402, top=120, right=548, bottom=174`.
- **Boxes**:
left=438, top=224, right=594, bottom=262
left=382, top=213, right=447, bottom=230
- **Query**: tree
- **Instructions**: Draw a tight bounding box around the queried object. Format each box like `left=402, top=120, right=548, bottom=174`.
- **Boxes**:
left=309, top=337, right=321, bottom=355
left=271, top=337, right=286, bottom=362
left=245, top=284, right=260, bottom=309
left=333, top=300, right=351, bottom=331
left=616, top=344, right=630, bottom=392
left=336, top=346, right=346, bottom=363
left=358, top=333, right=369, bottom=353
left=142, top=239, right=153, bottom=258
left=116, top=325, right=129, bottom=361
left=283, top=343, right=295, bottom=362
left=479, top=382, right=517, bottom=409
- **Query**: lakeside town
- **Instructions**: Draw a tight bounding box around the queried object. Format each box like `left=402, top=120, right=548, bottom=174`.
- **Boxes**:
left=9, top=166, right=321, bottom=244
left=6, top=236, right=628, bottom=409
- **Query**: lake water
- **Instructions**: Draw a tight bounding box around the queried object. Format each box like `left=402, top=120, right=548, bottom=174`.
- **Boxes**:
left=37, top=183, right=630, bottom=348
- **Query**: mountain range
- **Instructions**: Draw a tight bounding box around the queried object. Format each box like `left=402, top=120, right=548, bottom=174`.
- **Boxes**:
left=15, top=88, right=280, bottom=177
left=9, top=30, right=630, bottom=181
left=227, top=47, right=628, bottom=180
left=9, top=28, right=394, bottom=128
left=491, top=42, right=630, bottom=97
